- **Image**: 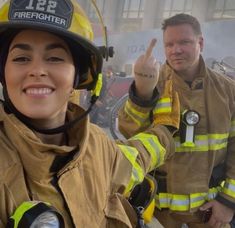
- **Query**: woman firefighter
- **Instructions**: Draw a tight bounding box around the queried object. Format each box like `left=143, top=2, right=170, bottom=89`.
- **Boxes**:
left=0, top=0, right=179, bottom=227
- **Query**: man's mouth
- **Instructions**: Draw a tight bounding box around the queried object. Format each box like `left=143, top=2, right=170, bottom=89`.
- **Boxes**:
left=172, top=58, right=184, bottom=62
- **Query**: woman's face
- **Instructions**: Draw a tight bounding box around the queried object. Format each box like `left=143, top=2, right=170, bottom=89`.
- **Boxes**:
left=5, top=29, right=75, bottom=125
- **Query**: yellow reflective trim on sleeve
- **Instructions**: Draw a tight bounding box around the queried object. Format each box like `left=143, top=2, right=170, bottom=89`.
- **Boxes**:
left=153, top=97, right=172, bottom=114
left=174, top=133, right=228, bottom=152
left=156, top=193, right=191, bottom=211
left=131, top=133, right=166, bottom=170
left=222, top=178, right=235, bottom=198
left=124, top=100, right=150, bottom=127
left=190, top=193, right=207, bottom=208
left=117, top=144, right=145, bottom=195
left=207, top=186, right=222, bottom=200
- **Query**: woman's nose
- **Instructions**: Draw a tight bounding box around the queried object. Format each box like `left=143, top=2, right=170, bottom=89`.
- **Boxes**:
left=28, top=61, right=48, bottom=77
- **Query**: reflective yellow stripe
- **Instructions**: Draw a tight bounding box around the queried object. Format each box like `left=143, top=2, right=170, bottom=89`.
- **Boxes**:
left=124, top=100, right=150, bottom=127
left=222, top=178, right=235, bottom=198
left=117, top=144, right=145, bottom=194
left=156, top=193, right=190, bottom=211
left=153, top=97, right=172, bottom=114
left=229, top=120, right=235, bottom=137
left=91, top=73, right=102, bottom=97
left=10, top=202, right=36, bottom=228
left=156, top=187, right=221, bottom=211
left=131, top=133, right=166, bottom=170
left=174, top=133, right=228, bottom=152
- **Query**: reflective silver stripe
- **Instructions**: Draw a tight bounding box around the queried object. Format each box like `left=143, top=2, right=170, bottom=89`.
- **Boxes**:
left=223, top=178, right=235, bottom=198
left=117, top=144, right=145, bottom=194
left=207, top=191, right=218, bottom=200
left=131, top=133, right=166, bottom=169
left=224, top=182, right=235, bottom=192
left=160, top=198, right=189, bottom=206
left=153, top=98, right=172, bottom=114
left=156, top=187, right=221, bottom=211
left=124, top=100, right=150, bottom=127
left=174, top=134, right=228, bottom=152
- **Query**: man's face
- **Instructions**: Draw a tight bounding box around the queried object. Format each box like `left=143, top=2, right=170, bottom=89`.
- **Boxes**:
left=163, top=24, right=203, bottom=77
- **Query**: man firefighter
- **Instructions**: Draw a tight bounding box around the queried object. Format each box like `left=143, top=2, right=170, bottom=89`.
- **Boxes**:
left=119, top=14, right=235, bottom=227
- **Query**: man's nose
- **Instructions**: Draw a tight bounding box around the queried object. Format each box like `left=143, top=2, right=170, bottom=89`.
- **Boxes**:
left=172, top=44, right=182, bottom=54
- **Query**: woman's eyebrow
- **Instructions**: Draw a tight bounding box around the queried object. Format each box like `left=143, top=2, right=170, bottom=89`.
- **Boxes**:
left=46, top=43, right=69, bottom=53
left=9, top=43, right=69, bottom=53
left=10, top=43, right=31, bottom=52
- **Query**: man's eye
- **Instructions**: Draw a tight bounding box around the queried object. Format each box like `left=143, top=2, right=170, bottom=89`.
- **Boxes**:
left=12, top=56, right=30, bottom=62
left=180, top=40, right=191, bottom=45
left=165, top=43, right=173, bottom=48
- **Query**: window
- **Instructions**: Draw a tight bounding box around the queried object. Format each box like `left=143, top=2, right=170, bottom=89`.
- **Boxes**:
left=0, top=0, right=7, bottom=7
left=122, top=0, right=145, bottom=18
left=213, top=0, right=235, bottom=19
left=163, top=0, right=192, bottom=18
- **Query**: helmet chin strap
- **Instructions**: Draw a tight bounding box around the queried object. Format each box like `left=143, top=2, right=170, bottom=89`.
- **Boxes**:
left=2, top=86, right=98, bottom=135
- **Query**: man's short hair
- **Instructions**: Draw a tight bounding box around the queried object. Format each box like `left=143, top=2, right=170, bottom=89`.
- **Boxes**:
left=162, top=13, right=202, bottom=35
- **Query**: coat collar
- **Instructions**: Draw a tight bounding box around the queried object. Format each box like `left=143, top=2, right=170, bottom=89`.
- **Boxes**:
left=161, top=56, right=207, bottom=90
left=0, top=103, right=90, bottom=180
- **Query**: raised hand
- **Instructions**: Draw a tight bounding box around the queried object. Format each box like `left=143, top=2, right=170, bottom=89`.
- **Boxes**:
left=133, top=38, right=160, bottom=100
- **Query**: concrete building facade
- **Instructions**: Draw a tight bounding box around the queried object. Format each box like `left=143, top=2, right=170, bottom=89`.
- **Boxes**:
left=0, top=0, right=234, bottom=34
left=77, top=0, right=235, bottom=33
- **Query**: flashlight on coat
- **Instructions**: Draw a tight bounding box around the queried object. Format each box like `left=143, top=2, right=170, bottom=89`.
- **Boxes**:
left=180, top=110, right=200, bottom=147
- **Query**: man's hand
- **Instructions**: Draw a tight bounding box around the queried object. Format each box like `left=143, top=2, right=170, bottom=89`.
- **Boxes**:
left=200, top=200, right=234, bottom=227
left=133, top=38, right=160, bottom=100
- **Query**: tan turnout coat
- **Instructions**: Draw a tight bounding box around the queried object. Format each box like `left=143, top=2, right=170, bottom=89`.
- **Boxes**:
left=119, top=57, right=235, bottom=212
left=0, top=103, right=174, bottom=227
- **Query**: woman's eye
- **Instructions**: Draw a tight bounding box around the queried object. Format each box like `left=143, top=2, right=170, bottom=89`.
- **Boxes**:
left=12, top=56, right=30, bottom=62
left=48, top=56, right=64, bottom=62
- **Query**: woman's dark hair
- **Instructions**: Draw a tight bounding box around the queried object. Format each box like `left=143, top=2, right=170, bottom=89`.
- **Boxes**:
left=0, top=29, right=21, bottom=85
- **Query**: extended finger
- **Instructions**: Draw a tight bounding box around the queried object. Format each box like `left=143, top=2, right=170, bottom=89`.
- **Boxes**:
left=147, top=56, right=157, bottom=66
left=144, top=38, right=157, bottom=59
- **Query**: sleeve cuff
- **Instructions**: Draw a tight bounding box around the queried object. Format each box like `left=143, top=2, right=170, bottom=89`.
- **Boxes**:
left=216, top=194, right=235, bottom=210
left=129, top=82, right=159, bottom=108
